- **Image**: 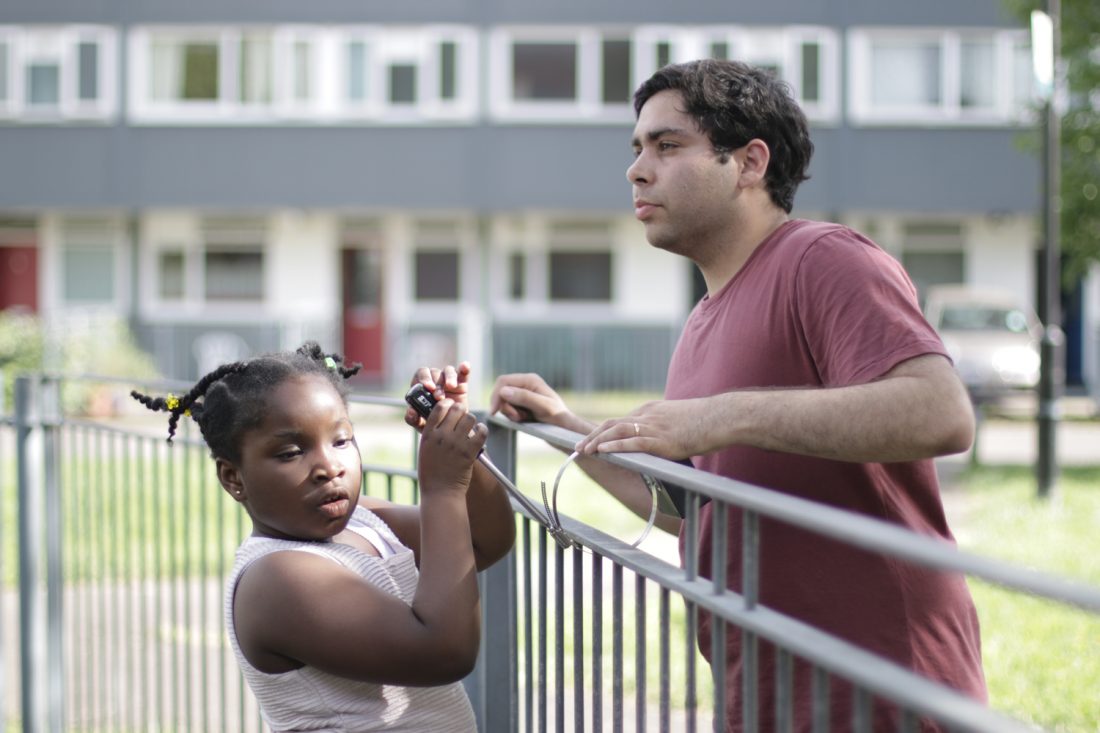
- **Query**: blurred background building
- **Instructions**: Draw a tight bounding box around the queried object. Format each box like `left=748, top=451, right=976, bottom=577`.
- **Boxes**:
left=0, top=0, right=1096, bottom=398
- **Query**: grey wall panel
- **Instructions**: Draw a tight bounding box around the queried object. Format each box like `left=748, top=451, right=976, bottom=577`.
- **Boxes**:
left=0, top=124, right=1039, bottom=214
left=0, top=0, right=1020, bottom=26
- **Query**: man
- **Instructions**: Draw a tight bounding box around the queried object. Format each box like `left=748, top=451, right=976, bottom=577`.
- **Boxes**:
left=489, top=60, right=986, bottom=731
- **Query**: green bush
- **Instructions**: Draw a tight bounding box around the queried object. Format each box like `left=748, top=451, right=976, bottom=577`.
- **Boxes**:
left=0, top=312, right=159, bottom=415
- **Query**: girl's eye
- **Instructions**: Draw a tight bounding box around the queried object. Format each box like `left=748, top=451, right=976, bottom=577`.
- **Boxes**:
left=334, top=436, right=354, bottom=448
left=277, top=449, right=301, bottom=461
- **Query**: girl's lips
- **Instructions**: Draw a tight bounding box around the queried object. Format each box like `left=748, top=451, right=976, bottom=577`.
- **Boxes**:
left=634, top=202, right=658, bottom=220
left=319, top=498, right=350, bottom=519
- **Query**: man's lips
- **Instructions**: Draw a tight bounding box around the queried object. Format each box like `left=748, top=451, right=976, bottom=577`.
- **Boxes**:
left=634, top=201, right=659, bottom=220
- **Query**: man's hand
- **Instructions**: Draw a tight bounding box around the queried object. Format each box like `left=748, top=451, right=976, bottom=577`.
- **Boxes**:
left=575, top=398, right=712, bottom=460
left=488, top=373, right=581, bottom=430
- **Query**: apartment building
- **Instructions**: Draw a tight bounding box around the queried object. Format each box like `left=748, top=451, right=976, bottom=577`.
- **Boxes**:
left=1, top=1, right=1095, bottom=397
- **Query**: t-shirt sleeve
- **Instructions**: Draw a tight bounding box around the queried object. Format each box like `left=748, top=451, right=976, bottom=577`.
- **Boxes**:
left=794, top=229, right=949, bottom=387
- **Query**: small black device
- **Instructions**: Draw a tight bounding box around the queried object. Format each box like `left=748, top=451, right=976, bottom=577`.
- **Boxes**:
left=405, top=383, right=437, bottom=419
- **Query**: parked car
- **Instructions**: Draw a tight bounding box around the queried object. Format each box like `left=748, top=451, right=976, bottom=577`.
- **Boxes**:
left=923, top=285, right=1042, bottom=403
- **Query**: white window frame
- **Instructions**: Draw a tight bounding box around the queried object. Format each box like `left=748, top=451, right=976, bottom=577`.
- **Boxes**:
left=0, top=25, right=117, bottom=122
left=337, top=25, right=478, bottom=123
left=489, top=26, right=636, bottom=123
left=848, top=27, right=1033, bottom=126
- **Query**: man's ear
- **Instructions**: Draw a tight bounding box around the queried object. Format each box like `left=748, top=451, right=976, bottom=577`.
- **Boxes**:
left=737, top=138, right=771, bottom=188
left=216, top=457, right=246, bottom=502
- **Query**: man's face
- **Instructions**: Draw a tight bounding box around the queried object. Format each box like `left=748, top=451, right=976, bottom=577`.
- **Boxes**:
left=626, top=90, right=741, bottom=256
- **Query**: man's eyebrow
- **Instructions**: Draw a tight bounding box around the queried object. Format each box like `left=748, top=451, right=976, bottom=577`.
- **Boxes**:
left=632, top=127, right=691, bottom=147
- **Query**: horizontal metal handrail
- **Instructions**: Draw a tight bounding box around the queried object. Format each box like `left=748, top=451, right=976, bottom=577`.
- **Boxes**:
left=496, top=415, right=1100, bottom=613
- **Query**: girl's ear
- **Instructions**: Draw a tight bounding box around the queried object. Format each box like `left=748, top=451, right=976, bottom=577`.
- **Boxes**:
left=216, top=457, right=246, bottom=502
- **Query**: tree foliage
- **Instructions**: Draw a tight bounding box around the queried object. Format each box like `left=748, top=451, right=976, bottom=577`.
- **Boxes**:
left=1007, top=0, right=1100, bottom=283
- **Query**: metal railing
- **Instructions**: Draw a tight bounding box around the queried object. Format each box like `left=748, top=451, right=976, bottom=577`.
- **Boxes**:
left=4, top=373, right=1100, bottom=732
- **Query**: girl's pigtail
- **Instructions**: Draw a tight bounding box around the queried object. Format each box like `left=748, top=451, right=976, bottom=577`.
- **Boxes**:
left=130, top=360, right=248, bottom=443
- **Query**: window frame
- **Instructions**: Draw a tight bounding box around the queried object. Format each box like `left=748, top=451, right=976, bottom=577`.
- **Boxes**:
left=848, top=27, right=1033, bottom=126
left=489, top=25, right=635, bottom=123
left=0, top=25, right=117, bottom=122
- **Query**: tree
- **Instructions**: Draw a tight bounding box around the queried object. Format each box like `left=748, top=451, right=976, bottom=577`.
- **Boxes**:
left=1008, top=0, right=1100, bottom=283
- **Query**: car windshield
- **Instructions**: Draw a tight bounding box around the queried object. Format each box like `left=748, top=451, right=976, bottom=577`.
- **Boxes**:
left=939, top=305, right=1030, bottom=333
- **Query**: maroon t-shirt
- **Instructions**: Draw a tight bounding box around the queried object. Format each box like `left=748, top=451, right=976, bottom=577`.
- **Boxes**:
left=666, top=220, right=986, bottom=732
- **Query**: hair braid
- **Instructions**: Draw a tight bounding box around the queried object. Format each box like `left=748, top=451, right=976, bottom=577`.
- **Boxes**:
left=130, top=361, right=250, bottom=443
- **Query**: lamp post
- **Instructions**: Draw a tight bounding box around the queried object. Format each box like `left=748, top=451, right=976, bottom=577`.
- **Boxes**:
left=1031, top=3, right=1062, bottom=498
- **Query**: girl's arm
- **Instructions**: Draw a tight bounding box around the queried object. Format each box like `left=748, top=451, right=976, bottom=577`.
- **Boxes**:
left=403, top=362, right=515, bottom=570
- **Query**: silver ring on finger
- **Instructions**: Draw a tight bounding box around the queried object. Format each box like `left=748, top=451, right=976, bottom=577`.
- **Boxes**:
left=633, top=422, right=640, bottom=437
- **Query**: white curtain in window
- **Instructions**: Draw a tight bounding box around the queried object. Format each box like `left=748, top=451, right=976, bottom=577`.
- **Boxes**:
left=960, top=40, right=995, bottom=109
left=240, top=33, right=272, bottom=104
left=149, top=39, right=181, bottom=101
left=870, top=41, right=941, bottom=106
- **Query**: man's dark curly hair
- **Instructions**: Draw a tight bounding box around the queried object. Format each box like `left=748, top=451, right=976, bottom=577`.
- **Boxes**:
left=634, top=59, right=813, bottom=213
left=131, top=341, right=361, bottom=464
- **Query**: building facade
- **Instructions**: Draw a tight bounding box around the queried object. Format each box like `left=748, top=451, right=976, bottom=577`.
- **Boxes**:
left=1, top=0, right=1096, bottom=398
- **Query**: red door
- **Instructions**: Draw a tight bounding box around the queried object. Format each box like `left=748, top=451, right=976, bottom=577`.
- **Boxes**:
left=0, top=245, right=38, bottom=313
left=341, top=247, right=385, bottom=382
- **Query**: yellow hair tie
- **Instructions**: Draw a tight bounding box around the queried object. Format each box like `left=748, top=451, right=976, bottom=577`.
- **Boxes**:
left=165, top=395, right=180, bottom=411
left=183, top=409, right=191, bottom=417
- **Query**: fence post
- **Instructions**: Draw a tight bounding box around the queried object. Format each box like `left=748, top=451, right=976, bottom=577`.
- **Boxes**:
left=41, top=376, right=64, bottom=733
left=469, top=415, right=519, bottom=733
left=15, top=375, right=43, bottom=733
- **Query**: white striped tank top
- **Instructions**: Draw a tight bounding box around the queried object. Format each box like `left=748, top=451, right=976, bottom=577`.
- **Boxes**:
left=224, top=505, right=478, bottom=732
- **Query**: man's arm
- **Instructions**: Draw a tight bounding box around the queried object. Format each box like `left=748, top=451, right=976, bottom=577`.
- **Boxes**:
left=575, top=353, right=974, bottom=464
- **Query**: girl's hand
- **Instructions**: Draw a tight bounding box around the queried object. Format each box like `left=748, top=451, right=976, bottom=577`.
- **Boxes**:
left=416, top=398, right=486, bottom=496
left=405, top=362, right=472, bottom=430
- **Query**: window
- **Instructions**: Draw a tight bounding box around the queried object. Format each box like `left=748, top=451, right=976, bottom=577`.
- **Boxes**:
left=157, top=250, right=185, bottom=300
left=513, top=42, right=577, bottom=100
left=340, top=26, right=477, bottom=121
left=850, top=28, right=1032, bottom=124
left=61, top=218, right=119, bottom=305
left=546, top=220, right=614, bottom=303
left=415, top=251, right=459, bottom=300
left=201, top=218, right=265, bottom=302
left=508, top=252, right=526, bottom=300
left=133, top=26, right=326, bottom=121
left=490, top=27, right=635, bottom=122
left=549, top=252, right=612, bottom=301
left=0, top=26, right=116, bottom=120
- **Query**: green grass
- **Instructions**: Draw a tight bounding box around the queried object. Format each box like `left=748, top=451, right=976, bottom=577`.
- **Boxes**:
left=945, top=466, right=1100, bottom=732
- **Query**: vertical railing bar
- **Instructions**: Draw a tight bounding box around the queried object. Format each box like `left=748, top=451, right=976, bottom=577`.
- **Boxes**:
left=634, top=573, right=646, bottom=733
left=591, top=551, right=603, bottom=733
left=775, top=648, right=793, bottom=733
left=216, top=461, right=228, bottom=732
left=137, top=434, right=151, bottom=733
left=108, top=430, right=123, bottom=730
left=660, top=586, right=670, bottom=732
left=612, top=562, right=623, bottom=733
left=554, top=542, right=565, bottom=733
left=184, top=439, right=196, bottom=733
left=811, top=666, right=829, bottom=733
left=200, top=440, right=210, bottom=733
left=685, top=597, right=698, bottom=733
left=521, top=519, right=534, bottom=730
left=41, top=376, right=63, bottom=733
left=15, top=376, right=41, bottom=733
left=572, top=548, right=585, bottom=731
left=523, top=520, right=534, bottom=733
left=78, top=425, right=93, bottom=729
left=96, top=428, right=109, bottom=729
left=710, top=499, right=728, bottom=733
left=123, top=432, right=137, bottom=731
left=741, top=507, right=759, bottom=733
left=538, top=528, right=548, bottom=733
left=154, top=436, right=167, bottom=733
left=853, top=687, right=872, bottom=733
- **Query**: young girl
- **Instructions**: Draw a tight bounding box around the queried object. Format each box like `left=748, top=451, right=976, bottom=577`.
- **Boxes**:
left=131, top=342, right=515, bottom=732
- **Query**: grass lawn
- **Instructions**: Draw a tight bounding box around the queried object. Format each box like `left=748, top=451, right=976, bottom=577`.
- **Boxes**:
left=943, top=465, right=1100, bottom=732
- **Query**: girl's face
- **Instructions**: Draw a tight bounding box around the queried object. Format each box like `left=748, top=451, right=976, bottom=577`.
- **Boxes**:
left=217, top=375, right=362, bottom=541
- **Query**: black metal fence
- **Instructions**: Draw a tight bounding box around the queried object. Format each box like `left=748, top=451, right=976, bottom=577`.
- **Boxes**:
left=4, top=373, right=1100, bottom=733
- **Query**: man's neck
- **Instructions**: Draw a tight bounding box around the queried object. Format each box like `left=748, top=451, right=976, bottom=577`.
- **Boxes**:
left=699, top=208, right=790, bottom=297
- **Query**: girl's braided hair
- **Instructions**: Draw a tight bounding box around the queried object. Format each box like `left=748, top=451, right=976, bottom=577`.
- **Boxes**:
left=130, top=341, right=361, bottom=463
